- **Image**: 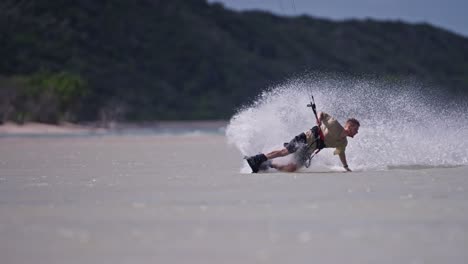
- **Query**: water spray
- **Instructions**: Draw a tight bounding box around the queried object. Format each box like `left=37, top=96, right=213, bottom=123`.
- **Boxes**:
left=227, top=75, right=468, bottom=172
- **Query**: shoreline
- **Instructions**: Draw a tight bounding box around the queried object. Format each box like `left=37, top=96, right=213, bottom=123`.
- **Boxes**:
left=0, top=120, right=228, bottom=136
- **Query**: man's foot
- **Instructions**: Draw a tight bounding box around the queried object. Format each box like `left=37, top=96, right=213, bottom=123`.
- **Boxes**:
left=245, top=154, right=268, bottom=173
left=258, top=160, right=272, bottom=171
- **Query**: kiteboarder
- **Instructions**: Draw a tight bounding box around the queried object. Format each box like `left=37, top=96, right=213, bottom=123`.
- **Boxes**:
left=245, top=112, right=360, bottom=173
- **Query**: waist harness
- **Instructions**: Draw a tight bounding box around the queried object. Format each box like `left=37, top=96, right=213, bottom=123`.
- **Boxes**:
left=311, top=126, right=326, bottom=149
left=305, top=126, right=326, bottom=168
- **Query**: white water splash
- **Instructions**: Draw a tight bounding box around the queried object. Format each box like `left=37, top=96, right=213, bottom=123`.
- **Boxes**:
left=226, top=76, right=468, bottom=171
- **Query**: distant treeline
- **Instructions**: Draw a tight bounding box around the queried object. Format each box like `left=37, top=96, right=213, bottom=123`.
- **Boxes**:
left=1, top=0, right=467, bottom=124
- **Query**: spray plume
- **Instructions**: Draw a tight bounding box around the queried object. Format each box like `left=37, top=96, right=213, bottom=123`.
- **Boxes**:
left=226, top=75, right=468, bottom=172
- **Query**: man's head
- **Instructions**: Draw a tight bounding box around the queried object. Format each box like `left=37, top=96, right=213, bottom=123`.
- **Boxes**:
left=344, top=118, right=360, bottom=138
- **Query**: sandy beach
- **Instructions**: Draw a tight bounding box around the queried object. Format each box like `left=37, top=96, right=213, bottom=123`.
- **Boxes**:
left=0, top=122, right=96, bottom=135
left=1, top=134, right=467, bottom=264
left=0, top=121, right=227, bottom=136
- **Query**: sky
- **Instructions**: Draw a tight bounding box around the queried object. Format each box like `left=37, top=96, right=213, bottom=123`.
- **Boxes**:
left=207, top=0, right=468, bottom=37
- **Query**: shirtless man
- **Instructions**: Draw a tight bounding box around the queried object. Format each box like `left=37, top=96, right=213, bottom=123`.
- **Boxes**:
left=245, top=112, right=360, bottom=173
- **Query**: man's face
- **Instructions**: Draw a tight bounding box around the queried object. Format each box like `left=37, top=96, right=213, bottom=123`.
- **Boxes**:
left=346, top=124, right=359, bottom=138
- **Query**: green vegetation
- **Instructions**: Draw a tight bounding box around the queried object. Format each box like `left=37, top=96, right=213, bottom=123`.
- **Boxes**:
left=0, top=0, right=467, bottom=123
left=0, top=72, right=87, bottom=124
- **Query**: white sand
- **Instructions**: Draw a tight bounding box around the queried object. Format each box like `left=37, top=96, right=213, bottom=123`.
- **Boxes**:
left=0, top=135, right=467, bottom=264
left=0, top=122, right=102, bottom=135
left=0, top=121, right=226, bottom=136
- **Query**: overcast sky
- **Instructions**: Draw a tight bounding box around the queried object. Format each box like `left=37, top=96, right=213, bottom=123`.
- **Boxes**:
left=208, top=0, right=468, bottom=37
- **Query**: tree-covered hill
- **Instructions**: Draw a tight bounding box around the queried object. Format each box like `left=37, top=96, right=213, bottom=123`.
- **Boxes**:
left=1, top=0, right=467, bottom=123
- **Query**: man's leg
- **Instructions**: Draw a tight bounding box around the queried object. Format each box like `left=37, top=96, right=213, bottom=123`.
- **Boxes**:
left=246, top=132, right=306, bottom=173
left=270, top=162, right=298, bottom=172
left=270, top=145, right=310, bottom=173
left=265, top=148, right=301, bottom=172
left=265, top=148, right=290, bottom=159
left=246, top=147, right=290, bottom=173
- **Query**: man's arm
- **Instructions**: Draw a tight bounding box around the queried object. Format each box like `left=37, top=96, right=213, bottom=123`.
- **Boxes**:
left=338, top=152, right=352, bottom=172
left=317, top=111, right=325, bottom=126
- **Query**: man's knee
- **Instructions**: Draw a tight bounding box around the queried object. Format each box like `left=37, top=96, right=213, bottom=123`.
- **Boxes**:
left=276, top=163, right=298, bottom=172
left=285, top=163, right=298, bottom=172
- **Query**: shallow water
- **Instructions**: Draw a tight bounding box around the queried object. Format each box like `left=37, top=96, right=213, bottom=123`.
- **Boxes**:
left=1, top=135, right=468, bottom=264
